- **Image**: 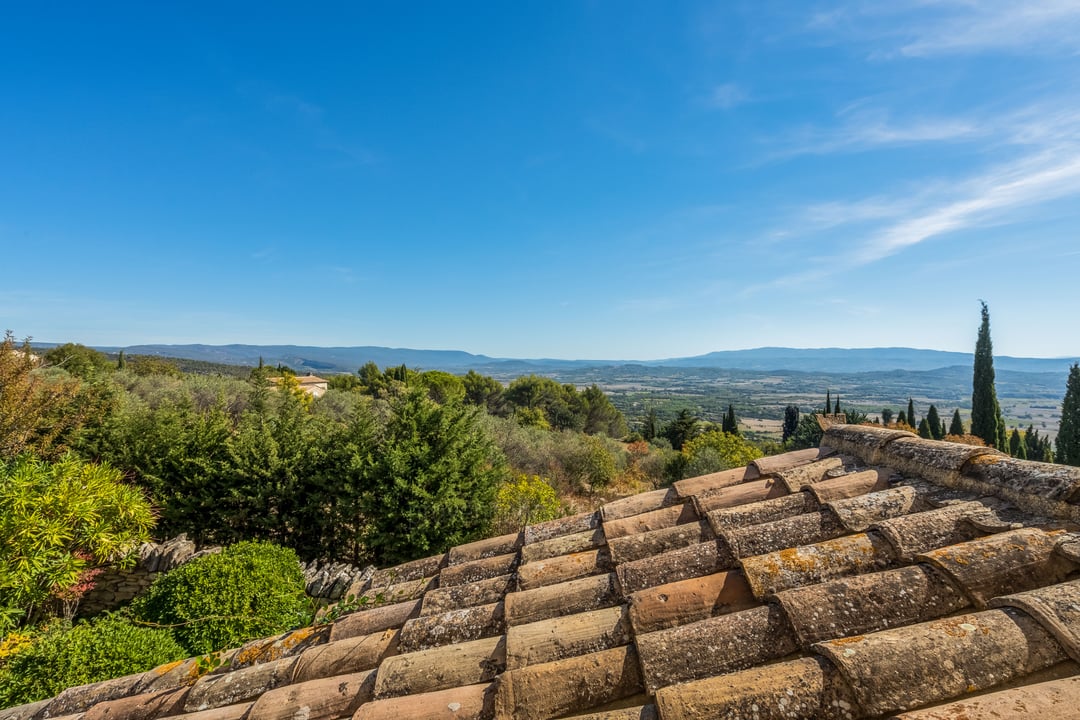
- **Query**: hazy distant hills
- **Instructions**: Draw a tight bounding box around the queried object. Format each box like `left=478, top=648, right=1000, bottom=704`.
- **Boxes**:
left=84, top=343, right=1080, bottom=376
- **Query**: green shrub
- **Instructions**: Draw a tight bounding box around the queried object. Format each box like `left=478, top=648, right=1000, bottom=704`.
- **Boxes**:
left=0, top=614, right=185, bottom=708
left=133, top=541, right=311, bottom=655
left=0, top=454, right=155, bottom=632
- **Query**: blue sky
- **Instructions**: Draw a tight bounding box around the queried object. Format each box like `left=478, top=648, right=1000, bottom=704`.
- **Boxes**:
left=2, top=1, right=1079, bottom=359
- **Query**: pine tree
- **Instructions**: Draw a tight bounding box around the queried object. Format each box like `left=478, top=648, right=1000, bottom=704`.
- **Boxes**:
left=825, top=391, right=831, bottom=415
left=971, top=302, right=1007, bottom=448
left=949, top=410, right=965, bottom=437
left=642, top=408, right=659, bottom=442
left=1009, top=428, right=1027, bottom=459
left=926, top=405, right=944, bottom=440
left=1057, top=363, right=1080, bottom=466
left=907, top=398, right=916, bottom=431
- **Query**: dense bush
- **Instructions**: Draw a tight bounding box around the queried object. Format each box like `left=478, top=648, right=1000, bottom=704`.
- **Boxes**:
left=0, top=454, right=155, bottom=632
left=0, top=614, right=185, bottom=708
left=133, top=541, right=311, bottom=655
left=494, top=474, right=562, bottom=533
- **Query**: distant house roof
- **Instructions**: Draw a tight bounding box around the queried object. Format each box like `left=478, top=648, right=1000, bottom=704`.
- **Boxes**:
left=8, top=423, right=1080, bottom=720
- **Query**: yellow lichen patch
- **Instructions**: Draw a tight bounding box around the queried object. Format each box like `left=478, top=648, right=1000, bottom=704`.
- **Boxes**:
left=828, top=635, right=866, bottom=646
left=776, top=548, right=820, bottom=573
left=233, top=639, right=279, bottom=666
left=152, top=659, right=186, bottom=676
left=967, top=454, right=1004, bottom=466
left=280, top=626, right=316, bottom=649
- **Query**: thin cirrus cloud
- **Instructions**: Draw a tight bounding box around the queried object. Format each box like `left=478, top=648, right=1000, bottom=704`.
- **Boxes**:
left=751, top=105, right=1080, bottom=291
left=706, top=83, right=747, bottom=110
left=807, top=0, right=1080, bottom=57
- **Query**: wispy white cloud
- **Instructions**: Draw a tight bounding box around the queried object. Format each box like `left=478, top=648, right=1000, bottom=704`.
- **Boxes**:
left=805, top=1, right=1080, bottom=57
left=770, top=107, right=983, bottom=159
left=752, top=106, right=1080, bottom=291
left=706, top=83, right=748, bottom=110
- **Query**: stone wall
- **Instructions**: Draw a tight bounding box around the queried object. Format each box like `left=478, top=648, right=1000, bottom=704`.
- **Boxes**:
left=78, top=534, right=375, bottom=616
left=300, top=559, right=375, bottom=602
left=77, top=535, right=219, bottom=617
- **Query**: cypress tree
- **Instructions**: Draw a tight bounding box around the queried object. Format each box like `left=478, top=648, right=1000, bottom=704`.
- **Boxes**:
left=897, top=410, right=908, bottom=427
left=949, top=409, right=965, bottom=437
left=971, top=301, right=1007, bottom=448
left=833, top=396, right=840, bottom=415
left=782, top=405, right=800, bottom=443
left=926, top=405, right=943, bottom=440
left=825, top=391, right=831, bottom=415
left=917, top=418, right=932, bottom=439
left=722, top=404, right=739, bottom=436
left=1009, top=428, right=1027, bottom=459
left=1026, top=425, right=1041, bottom=461
left=1056, top=363, right=1080, bottom=466
left=907, top=398, right=916, bottom=430
left=117, top=350, right=126, bottom=370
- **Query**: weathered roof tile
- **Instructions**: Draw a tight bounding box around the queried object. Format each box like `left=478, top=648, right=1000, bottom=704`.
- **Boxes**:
left=627, top=569, right=756, bottom=635
left=372, top=635, right=505, bottom=699
left=814, top=608, right=1068, bottom=717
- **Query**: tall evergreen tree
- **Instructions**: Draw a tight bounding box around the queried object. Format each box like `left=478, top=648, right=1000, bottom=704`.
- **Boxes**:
left=722, top=404, right=739, bottom=436
left=897, top=410, right=908, bottom=427
left=1009, top=428, right=1027, bottom=459
left=907, top=398, right=916, bottom=430
left=117, top=350, right=126, bottom=370
left=949, top=409, right=965, bottom=437
left=642, top=408, right=659, bottom=442
left=917, top=418, right=932, bottom=439
left=825, top=391, right=831, bottom=415
left=1026, top=425, right=1042, bottom=461
left=782, top=405, right=800, bottom=443
left=926, top=405, right=944, bottom=440
left=833, top=396, right=840, bottom=415
left=881, top=408, right=893, bottom=426
left=971, top=302, right=1007, bottom=448
left=1056, top=363, right=1080, bottom=466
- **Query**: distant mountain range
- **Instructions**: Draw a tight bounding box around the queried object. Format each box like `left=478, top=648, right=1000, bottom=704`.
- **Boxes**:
left=70, top=343, right=1080, bottom=376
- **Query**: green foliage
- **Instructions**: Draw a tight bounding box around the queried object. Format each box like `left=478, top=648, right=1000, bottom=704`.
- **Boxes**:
left=564, top=434, right=618, bottom=492
left=881, top=408, right=894, bottom=425
left=917, top=418, right=932, bottom=439
left=463, top=371, right=505, bottom=415
left=907, top=398, right=916, bottom=429
left=897, top=410, right=908, bottom=427
left=971, top=302, right=1007, bottom=449
left=494, top=474, right=562, bottom=533
left=679, top=431, right=763, bottom=479
left=949, top=409, right=965, bottom=436
left=0, top=455, right=154, bottom=632
left=721, top=405, right=739, bottom=436
left=133, top=541, right=310, bottom=655
left=419, top=371, right=466, bottom=405
left=43, top=344, right=111, bottom=380
left=926, top=405, right=944, bottom=440
left=0, top=614, right=186, bottom=708
left=1, top=332, right=86, bottom=459
left=782, top=406, right=800, bottom=443
left=1009, top=428, right=1027, bottom=459
left=787, top=416, right=823, bottom=450
left=642, top=408, right=660, bottom=442
left=362, top=391, right=507, bottom=565
left=1057, top=363, right=1080, bottom=466
left=842, top=408, right=869, bottom=424
left=580, top=385, right=628, bottom=438
left=661, top=409, right=699, bottom=451
left=824, top=391, right=831, bottom=415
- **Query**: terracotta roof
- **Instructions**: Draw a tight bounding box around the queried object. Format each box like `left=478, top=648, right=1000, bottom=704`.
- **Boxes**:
left=7, top=423, right=1080, bottom=720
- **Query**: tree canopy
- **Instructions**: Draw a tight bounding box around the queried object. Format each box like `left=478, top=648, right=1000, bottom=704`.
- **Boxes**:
left=971, top=302, right=1007, bottom=449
